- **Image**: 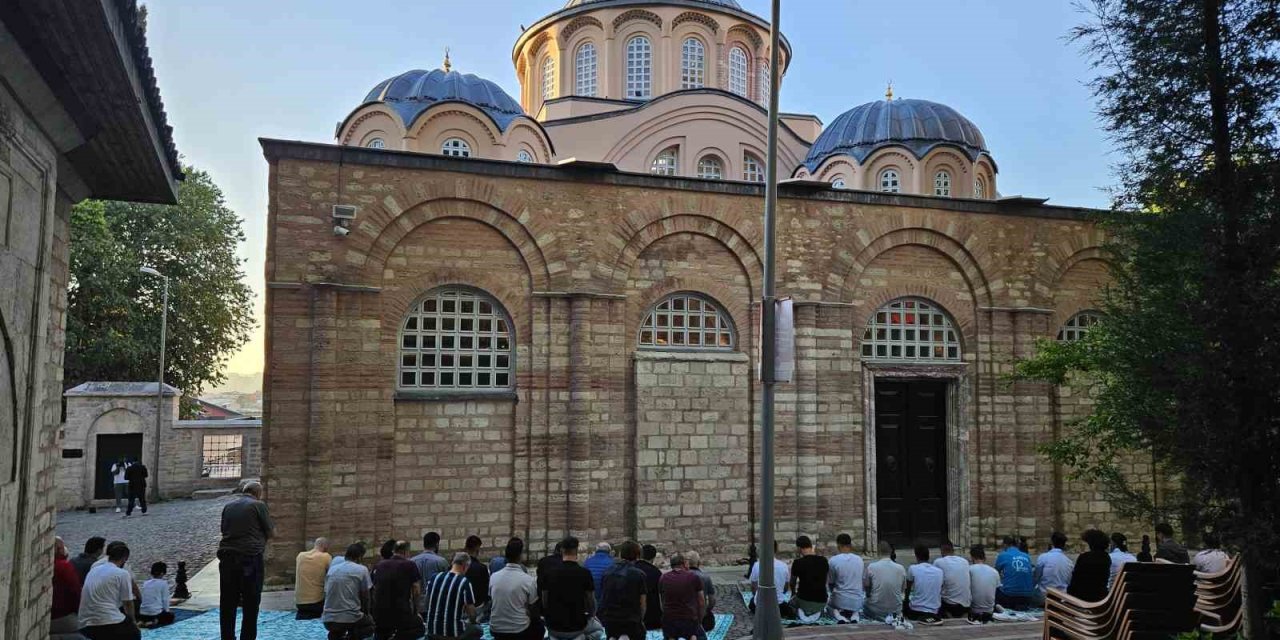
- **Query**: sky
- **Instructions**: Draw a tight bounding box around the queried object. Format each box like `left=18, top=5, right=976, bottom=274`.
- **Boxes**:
left=144, top=0, right=1118, bottom=382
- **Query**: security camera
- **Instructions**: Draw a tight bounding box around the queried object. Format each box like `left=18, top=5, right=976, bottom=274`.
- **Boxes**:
left=333, top=225, right=350, bottom=237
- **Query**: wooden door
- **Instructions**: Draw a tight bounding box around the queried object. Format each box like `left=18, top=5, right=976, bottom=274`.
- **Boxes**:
left=875, top=379, right=948, bottom=547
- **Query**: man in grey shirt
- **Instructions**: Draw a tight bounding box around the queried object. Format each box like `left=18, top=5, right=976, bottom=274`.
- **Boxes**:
left=218, top=481, right=274, bottom=640
left=490, top=538, right=542, bottom=640
left=412, top=531, right=450, bottom=615
left=323, top=543, right=374, bottom=639
left=864, top=541, right=906, bottom=622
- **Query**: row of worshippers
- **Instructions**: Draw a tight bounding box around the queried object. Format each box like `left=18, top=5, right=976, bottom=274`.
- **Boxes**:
left=51, top=536, right=175, bottom=640
left=303, top=535, right=715, bottom=640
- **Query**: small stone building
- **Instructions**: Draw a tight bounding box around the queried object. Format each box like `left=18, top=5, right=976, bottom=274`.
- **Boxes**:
left=58, top=382, right=262, bottom=508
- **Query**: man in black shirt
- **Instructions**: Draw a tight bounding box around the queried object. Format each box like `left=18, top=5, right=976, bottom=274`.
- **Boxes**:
left=373, top=540, right=424, bottom=640
left=536, top=542, right=564, bottom=596
left=464, top=535, right=492, bottom=621
left=789, top=536, right=829, bottom=620
left=598, top=540, right=647, bottom=640
left=542, top=536, right=605, bottom=640
left=638, top=544, right=663, bottom=630
left=1154, top=522, right=1191, bottom=564
left=124, top=460, right=148, bottom=516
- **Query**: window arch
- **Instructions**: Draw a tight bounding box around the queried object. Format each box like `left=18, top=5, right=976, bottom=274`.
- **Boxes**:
left=757, top=61, right=771, bottom=106
left=516, top=149, right=534, bottom=163
left=728, top=46, right=749, bottom=97
left=441, top=138, right=471, bottom=157
left=366, top=137, right=386, bottom=149
left=651, top=146, right=679, bottom=175
left=879, top=168, right=900, bottom=193
left=541, top=56, right=556, bottom=101
left=831, top=178, right=846, bottom=189
left=1057, top=310, right=1103, bottom=342
left=639, top=293, right=735, bottom=349
left=626, top=35, right=653, bottom=99
left=861, top=298, right=961, bottom=362
left=934, top=170, right=951, bottom=197
left=742, top=153, right=765, bottom=182
left=575, top=42, right=598, bottom=97
left=681, top=37, right=705, bottom=89
left=399, top=287, right=513, bottom=390
left=696, top=155, right=723, bottom=180
left=974, top=176, right=987, bottom=199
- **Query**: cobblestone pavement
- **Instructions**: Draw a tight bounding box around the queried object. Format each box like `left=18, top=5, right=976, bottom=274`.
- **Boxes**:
left=56, top=496, right=232, bottom=584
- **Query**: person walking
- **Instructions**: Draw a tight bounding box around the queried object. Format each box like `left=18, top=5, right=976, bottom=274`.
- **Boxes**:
left=109, top=458, right=129, bottom=514
left=123, top=460, right=148, bottom=516
left=217, top=481, right=273, bottom=640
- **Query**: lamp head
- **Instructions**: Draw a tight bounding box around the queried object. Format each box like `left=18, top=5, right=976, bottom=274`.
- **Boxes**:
left=139, top=266, right=161, bottom=277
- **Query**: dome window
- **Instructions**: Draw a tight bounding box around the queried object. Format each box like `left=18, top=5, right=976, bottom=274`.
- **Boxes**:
left=366, top=138, right=386, bottom=150
left=651, top=147, right=679, bottom=176
left=441, top=138, right=471, bottom=158
left=934, top=170, right=951, bottom=197
left=542, top=56, right=556, bottom=101
left=879, top=169, right=900, bottom=193
left=696, top=155, right=723, bottom=180
left=681, top=38, right=705, bottom=89
left=728, top=46, right=749, bottom=97
left=974, top=177, right=987, bottom=199
left=575, top=43, right=598, bottom=97
left=831, top=178, right=846, bottom=190
left=516, top=150, right=534, bottom=163
left=626, top=36, right=653, bottom=99
left=742, top=153, right=765, bottom=183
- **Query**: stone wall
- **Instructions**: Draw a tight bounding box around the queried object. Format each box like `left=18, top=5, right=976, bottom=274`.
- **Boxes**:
left=164, top=424, right=264, bottom=497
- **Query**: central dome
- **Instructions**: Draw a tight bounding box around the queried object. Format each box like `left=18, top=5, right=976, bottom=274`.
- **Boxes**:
left=804, top=98, right=988, bottom=171
left=562, top=0, right=743, bottom=7
left=362, top=68, right=526, bottom=130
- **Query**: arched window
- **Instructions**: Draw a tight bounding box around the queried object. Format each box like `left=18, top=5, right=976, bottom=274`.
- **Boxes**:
left=974, top=177, right=987, bottom=199
left=831, top=178, right=847, bottom=189
left=542, top=56, right=556, bottom=101
left=879, top=169, right=900, bottom=193
left=516, top=150, right=534, bottom=163
left=441, top=138, right=471, bottom=157
left=575, top=42, right=598, bottom=97
left=1057, top=310, right=1103, bottom=342
left=626, top=36, right=652, bottom=99
left=639, top=293, right=735, bottom=349
left=366, top=137, right=386, bottom=149
left=861, top=298, right=961, bottom=362
left=728, top=46, right=749, bottom=97
left=742, top=153, right=765, bottom=182
left=934, top=170, right=951, bottom=197
left=399, top=287, right=513, bottom=390
left=757, top=61, right=771, bottom=106
left=696, top=155, right=723, bottom=180
left=651, top=147, right=679, bottom=176
left=681, top=38, right=705, bottom=89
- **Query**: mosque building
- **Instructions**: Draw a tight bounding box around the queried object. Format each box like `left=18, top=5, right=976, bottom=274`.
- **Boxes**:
left=260, top=0, right=1142, bottom=575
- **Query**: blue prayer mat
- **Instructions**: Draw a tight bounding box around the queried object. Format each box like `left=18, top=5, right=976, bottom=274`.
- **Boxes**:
left=145, top=610, right=735, bottom=640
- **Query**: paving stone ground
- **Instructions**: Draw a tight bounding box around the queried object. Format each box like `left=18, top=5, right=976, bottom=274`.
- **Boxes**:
left=56, top=495, right=232, bottom=584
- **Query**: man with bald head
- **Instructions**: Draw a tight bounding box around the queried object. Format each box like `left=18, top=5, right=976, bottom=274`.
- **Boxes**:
left=295, top=537, right=332, bottom=619
left=218, top=480, right=274, bottom=640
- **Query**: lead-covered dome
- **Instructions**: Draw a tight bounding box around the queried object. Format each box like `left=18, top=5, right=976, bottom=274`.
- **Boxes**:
left=804, top=98, right=989, bottom=171
left=562, top=0, right=742, bottom=7
left=362, top=68, right=526, bottom=131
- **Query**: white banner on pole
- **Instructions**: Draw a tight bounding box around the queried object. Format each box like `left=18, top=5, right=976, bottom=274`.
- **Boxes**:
left=774, top=298, right=795, bottom=383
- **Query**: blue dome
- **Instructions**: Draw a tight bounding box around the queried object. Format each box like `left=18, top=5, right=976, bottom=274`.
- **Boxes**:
left=563, top=0, right=742, bottom=8
left=362, top=69, right=526, bottom=131
left=804, top=98, right=989, bottom=171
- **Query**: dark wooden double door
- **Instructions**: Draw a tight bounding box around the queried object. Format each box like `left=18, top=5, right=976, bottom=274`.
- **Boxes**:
left=875, top=380, right=948, bottom=548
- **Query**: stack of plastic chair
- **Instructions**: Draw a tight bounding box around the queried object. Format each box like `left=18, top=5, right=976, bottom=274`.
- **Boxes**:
left=1194, top=557, right=1242, bottom=635
left=1041, top=562, right=1199, bottom=639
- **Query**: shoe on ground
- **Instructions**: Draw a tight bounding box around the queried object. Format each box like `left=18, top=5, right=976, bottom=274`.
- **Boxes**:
left=966, top=618, right=984, bottom=626
left=114, top=507, right=121, bottom=513
left=921, top=617, right=944, bottom=626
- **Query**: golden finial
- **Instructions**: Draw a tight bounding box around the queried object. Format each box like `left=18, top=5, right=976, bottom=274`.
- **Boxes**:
left=443, top=48, right=452, bottom=73
left=885, top=81, right=894, bottom=101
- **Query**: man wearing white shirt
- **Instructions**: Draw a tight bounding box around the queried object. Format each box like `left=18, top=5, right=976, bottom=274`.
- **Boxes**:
left=1108, top=533, right=1138, bottom=588
left=825, top=533, right=865, bottom=623
left=932, top=540, right=971, bottom=618
left=1034, top=532, right=1073, bottom=601
left=78, top=541, right=139, bottom=639
left=967, top=546, right=1000, bottom=624
left=1192, top=533, right=1231, bottom=575
left=747, top=541, right=791, bottom=617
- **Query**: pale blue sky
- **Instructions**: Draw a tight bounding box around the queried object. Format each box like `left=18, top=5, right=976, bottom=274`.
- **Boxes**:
left=144, top=0, right=1115, bottom=377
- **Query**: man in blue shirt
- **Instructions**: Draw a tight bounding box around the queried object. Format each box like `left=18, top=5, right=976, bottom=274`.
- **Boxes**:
left=584, top=542, right=615, bottom=601
left=994, top=536, right=1036, bottom=610
left=1034, top=532, right=1073, bottom=600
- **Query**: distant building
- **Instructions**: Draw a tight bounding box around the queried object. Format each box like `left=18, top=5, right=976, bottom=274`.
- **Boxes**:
left=195, top=398, right=247, bottom=420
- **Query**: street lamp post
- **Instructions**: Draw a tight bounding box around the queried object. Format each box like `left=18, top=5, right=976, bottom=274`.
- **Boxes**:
left=139, top=266, right=168, bottom=500
left=754, top=2, right=783, bottom=640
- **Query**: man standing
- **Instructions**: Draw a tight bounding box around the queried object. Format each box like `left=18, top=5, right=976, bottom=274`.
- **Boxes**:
left=788, top=536, right=829, bottom=621
left=1154, top=523, right=1191, bottom=564
left=932, top=540, right=971, bottom=618
left=659, top=553, right=705, bottom=640
left=424, top=553, right=481, bottom=640
left=638, top=544, right=664, bottom=631
left=863, top=541, right=905, bottom=622
left=464, top=536, right=492, bottom=622
left=52, top=537, right=83, bottom=634
left=412, top=532, right=450, bottom=617
left=967, top=546, right=999, bottom=624
left=109, top=457, right=129, bottom=514
left=217, top=480, right=273, bottom=640
left=747, top=541, right=790, bottom=617
left=542, top=536, right=605, bottom=640
left=72, top=537, right=107, bottom=584
left=584, top=542, right=614, bottom=602
left=994, top=536, right=1035, bottom=610
left=490, top=538, right=542, bottom=640
left=294, top=537, right=332, bottom=619
left=826, top=533, right=864, bottom=623
left=905, top=545, right=944, bottom=625
left=598, top=540, right=648, bottom=640
left=372, top=540, right=423, bottom=640
left=687, top=551, right=716, bottom=638
left=78, top=541, right=139, bottom=639
left=123, top=459, right=148, bottom=517
left=323, top=543, right=375, bottom=640
left=1034, top=532, right=1072, bottom=601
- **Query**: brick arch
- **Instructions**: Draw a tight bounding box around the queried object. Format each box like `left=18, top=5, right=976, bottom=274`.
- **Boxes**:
left=560, top=15, right=604, bottom=42
left=672, top=11, right=720, bottom=33
left=832, top=226, right=993, bottom=308
left=1046, top=244, right=1110, bottom=290
left=606, top=213, right=763, bottom=295
left=611, top=9, right=662, bottom=32
left=365, top=197, right=551, bottom=291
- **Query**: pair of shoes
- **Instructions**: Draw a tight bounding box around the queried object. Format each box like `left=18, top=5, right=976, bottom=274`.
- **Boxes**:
left=966, top=618, right=984, bottom=626
left=920, top=617, right=944, bottom=626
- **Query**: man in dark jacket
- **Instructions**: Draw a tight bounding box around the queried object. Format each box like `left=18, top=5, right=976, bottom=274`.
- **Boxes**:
left=218, top=481, right=274, bottom=640
left=637, top=544, right=663, bottom=630
left=124, top=460, right=149, bottom=516
left=1154, top=523, right=1190, bottom=564
left=464, top=535, right=492, bottom=621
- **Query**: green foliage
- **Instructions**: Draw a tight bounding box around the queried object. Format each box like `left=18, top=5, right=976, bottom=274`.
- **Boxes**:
left=66, top=168, right=255, bottom=414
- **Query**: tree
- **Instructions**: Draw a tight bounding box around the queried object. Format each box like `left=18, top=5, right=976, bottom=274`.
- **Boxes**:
left=1014, top=0, right=1280, bottom=631
left=66, top=168, right=255, bottom=414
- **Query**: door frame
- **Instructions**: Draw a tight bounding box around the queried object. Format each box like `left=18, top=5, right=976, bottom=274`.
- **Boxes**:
left=862, top=363, right=972, bottom=552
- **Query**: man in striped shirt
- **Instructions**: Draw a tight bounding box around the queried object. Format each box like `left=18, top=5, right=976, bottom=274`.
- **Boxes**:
left=424, top=553, right=481, bottom=640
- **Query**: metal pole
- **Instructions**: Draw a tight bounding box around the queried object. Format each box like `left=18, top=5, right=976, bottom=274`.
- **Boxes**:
left=754, top=2, right=783, bottom=639
left=154, top=275, right=167, bottom=500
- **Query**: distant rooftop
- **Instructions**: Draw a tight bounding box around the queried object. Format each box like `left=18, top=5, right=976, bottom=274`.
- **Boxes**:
left=64, top=382, right=180, bottom=397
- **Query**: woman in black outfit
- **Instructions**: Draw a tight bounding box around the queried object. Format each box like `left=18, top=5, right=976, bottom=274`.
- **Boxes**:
left=1137, top=535, right=1154, bottom=562
left=1068, top=529, right=1113, bottom=602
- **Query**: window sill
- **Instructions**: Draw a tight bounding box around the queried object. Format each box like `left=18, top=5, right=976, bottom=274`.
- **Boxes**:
left=394, top=390, right=519, bottom=402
